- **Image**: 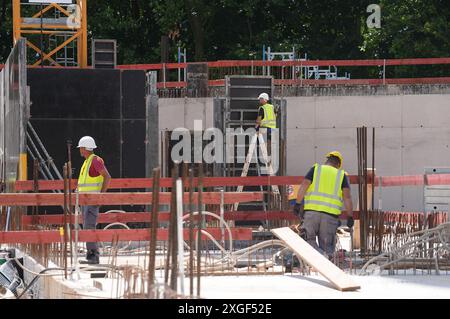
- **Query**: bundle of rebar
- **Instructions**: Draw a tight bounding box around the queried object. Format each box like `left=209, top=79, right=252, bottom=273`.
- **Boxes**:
left=357, top=126, right=368, bottom=256
left=363, top=210, right=448, bottom=255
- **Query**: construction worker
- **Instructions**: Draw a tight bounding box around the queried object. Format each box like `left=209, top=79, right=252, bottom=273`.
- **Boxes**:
left=255, top=92, right=276, bottom=156
left=293, top=151, right=354, bottom=259
left=77, top=136, right=111, bottom=264
left=256, top=92, right=276, bottom=131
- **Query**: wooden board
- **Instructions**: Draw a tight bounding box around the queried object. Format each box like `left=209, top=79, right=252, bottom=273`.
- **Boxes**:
left=271, top=227, right=360, bottom=292
left=0, top=191, right=263, bottom=206
left=14, top=175, right=366, bottom=191
left=0, top=227, right=253, bottom=244
left=21, top=210, right=299, bottom=226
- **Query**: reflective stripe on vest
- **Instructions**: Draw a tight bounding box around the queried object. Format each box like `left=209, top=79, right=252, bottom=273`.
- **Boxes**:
left=77, top=154, right=104, bottom=193
left=259, top=103, right=276, bottom=128
left=304, top=163, right=344, bottom=215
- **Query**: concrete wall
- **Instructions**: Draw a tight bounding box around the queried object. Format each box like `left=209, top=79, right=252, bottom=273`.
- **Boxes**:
left=159, top=97, right=213, bottom=131
left=287, top=93, right=450, bottom=211
left=160, top=90, right=450, bottom=211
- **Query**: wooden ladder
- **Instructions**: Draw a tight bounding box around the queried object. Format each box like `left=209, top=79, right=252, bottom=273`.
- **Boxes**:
left=233, top=132, right=280, bottom=211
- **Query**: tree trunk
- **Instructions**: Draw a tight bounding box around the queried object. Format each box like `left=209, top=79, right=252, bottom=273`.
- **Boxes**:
left=185, top=0, right=205, bottom=61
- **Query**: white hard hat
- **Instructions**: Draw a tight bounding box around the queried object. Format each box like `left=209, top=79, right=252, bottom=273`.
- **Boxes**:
left=77, top=136, right=97, bottom=150
left=258, top=92, right=269, bottom=101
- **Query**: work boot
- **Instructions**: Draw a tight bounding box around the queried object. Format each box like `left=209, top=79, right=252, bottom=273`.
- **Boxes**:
left=80, top=250, right=99, bottom=265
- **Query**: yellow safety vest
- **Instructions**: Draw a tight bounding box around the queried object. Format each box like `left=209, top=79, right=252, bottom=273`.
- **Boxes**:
left=304, top=163, right=345, bottom=215
left=258, top=103, right=276, bottom=128
left=78, top=154, right=104, bottom=193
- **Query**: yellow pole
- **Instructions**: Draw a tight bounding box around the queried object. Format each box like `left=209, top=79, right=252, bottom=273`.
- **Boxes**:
left=12, top=0, right=21, bottom=44
left=78, top=0, right=88, bottom=68
left=19, top=153, right=27, bottom=181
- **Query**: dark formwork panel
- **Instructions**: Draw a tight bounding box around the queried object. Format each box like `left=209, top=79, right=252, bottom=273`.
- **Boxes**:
left=230, top=99, right=260, bottom=110
left=122, top=119, right=146, bottom=178
left=29, top=119, right=122, bottom=181
left=229, top=77, right=272, bottom=87
left=28, top=68, right=121, bottom=119
left=121, top=70, right=146, bottom=119
left=27, top=68, right=148, bottom=214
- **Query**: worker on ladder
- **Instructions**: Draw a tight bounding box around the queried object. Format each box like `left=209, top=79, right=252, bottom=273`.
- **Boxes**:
left=255, top=92, right=276, bottom=159
left=77, top=136, right=111, bottom=264
left=293, top=151, right=354, bottom=259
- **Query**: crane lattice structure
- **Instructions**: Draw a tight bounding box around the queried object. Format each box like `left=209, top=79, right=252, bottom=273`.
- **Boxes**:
left=12, top=0, right=88, bottom=68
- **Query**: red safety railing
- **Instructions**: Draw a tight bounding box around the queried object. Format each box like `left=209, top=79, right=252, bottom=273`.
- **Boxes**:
left=3, top=57, right=450, bottom=89
left=13, top=173, right=450, bottom=191
left=2, top=173, right=450, bottom=244
left=116, top=57, right=450, bottom=89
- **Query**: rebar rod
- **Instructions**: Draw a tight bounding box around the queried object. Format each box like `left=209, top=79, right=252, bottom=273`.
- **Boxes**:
left=188, top=168, right=194, bottom=297
left=148, top=167, right=160, bottom=293
left=197, top=163, right=203, bottom=297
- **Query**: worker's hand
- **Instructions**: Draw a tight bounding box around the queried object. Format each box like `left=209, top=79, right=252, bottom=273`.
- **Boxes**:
left=294, top=203, right=305, bottom=219
left=347, top=216, right=354, bottom=228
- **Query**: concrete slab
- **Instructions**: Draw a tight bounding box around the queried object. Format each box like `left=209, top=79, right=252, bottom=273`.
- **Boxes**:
left=313, top=128, right=356, bottom=171
left=195, top=273, right=450, bottom=299
left=402, top=94, right=450, bottom=128
left=159, top=98, right=185, bottom=130
left=286, top=128, right=316, bottom=176
left=402, top=128, right=450, bottom=174
left=286, top=96, right=316, bottom=129
left=315, top=95, right=402, bottom=129
left=183, top=98, right=211, bottom=130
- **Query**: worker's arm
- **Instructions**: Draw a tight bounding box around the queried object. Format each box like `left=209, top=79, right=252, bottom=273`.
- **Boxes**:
left=342, top=187, right=353, bottom=217
left=99, top=167, right=111, bottom=193
left=293, top=179, right=310, bottom=220
left=256, top=107, right=264, bottom=128
left=296, top=179, right=311, bottom=203
left=342, top=187, right=354, bottom=228
left=256, top=115, right=262, bottom=127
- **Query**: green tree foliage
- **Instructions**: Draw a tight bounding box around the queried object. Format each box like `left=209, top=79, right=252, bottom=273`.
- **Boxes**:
left=0, top=0, right=12, bottom=62
left=360, top=0, right=450, bottom=76
left=0, top=0, right=449, bottom=70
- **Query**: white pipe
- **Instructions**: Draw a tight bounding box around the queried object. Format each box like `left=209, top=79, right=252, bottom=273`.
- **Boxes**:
left=182, top=211, right=233, bottom=253
left=220, top=189, right=225, bottom=248
left=72, top=190, right=80, bottom=280
left=176, top=178, right=185, bottom=295
left=5, top=206, right=10, bottom=231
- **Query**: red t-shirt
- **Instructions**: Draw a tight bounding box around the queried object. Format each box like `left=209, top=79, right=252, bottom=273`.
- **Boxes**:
left=88, top=156, right=106, bottom=177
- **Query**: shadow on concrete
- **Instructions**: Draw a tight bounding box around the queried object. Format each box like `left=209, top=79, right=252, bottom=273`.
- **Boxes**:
left=289, top=274, right=337, bottom=290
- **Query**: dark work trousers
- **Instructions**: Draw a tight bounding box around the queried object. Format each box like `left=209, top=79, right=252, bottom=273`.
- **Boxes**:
left=82, top=205, right=99, bottom=252
left=303, top=210, right=341, bottom=258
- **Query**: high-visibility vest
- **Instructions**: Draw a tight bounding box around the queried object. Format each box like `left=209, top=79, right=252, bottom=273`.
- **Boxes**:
left=304, top=163, right=344, bottom=215
left=258, top=103, right=276, bottom=128
left=77, top=154, right=104, bottom=193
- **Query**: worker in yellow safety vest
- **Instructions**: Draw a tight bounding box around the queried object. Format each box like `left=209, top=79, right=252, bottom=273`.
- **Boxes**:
left=77, top=136, right=111, bottom=264
left=293, top=151, right=354, bottom=258
left=256, top=92, right=276, bottom=130
left=256, top=92, right=277, bottom=157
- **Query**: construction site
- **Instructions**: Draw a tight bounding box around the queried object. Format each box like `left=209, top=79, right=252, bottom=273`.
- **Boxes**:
left=0, top=0, right=450, bottom=301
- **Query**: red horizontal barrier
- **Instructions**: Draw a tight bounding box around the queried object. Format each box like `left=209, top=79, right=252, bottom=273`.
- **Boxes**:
left=118, top=57, right=450, bottom=70
left=13, top=173, right=450, bottom=196
left=5, top=57, right=450, bottom=76
left=154, top=77, right=450, bottom=89
left=0, top=227, right=253, bottom=244
left=21, top=211, right=301, bottom=226
left=15, top=176, right=364, bottom=191
left=0, top=192, right=263, bottom=206
left=21, top=210, right=359, bottom=227
left=275, top=77, right=450, bottom=86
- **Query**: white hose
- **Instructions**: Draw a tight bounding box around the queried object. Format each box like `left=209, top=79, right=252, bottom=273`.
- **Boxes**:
left=6, top=257, right=64, bottom=277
